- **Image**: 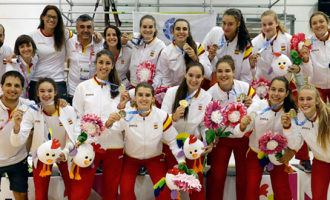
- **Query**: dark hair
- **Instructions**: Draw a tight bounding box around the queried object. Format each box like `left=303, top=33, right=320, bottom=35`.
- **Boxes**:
left=216, top=55, right=235, bottom=71
left=103, top=25, right=122, bottom=50
left=139, top=15, right=158, bottom=40
left=309, top=11, right=330, bottom=29
left=1, top=71, right=24, bottom=88
left=35, top=77, right=59, bottom=109
left=0, top=24, right=4, bottom=35
left=14, top=35, right=37, bottom=56
left=173, top=19, right=198, bottom=65
left=172, top=61, right=204, bottom=120
left=38, top=5, right=65, bottom=51
left=223, top=8, right=251, bottom=53
left=76, top=14, right=94, bottom=27
left=95, top=49, right=120, bottom=98
left=270, top=76, right=297, bottom=113
left=132, top=82, right=155, bottom=108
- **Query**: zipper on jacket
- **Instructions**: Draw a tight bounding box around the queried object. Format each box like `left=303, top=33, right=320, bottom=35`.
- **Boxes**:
left=311, top=122, right=314, bottom=128
left=143, top=116, right=146, bottom=159
left=227, top=92, right=229, bottom=100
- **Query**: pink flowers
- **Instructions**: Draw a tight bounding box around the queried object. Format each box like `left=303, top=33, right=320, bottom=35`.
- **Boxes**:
left=80, top=114, right=105, bottom=137
left=252, top=77, right=270, bottom=100
left=290, top=33, right=311, bottom=57
left=259, top=131, right=288, bottom=155
left=155, top=86, right=171, bottom=105
left=224, top=102, right=247, bottom=128
left=203, top=101, right=227, bottom=130
left=172, top=173, right=202, bottom=194
left=136, top=60, right=156, bottom=84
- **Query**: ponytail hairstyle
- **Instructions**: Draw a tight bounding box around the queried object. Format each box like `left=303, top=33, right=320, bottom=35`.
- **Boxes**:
left=139, top=15, right=158, bottom=40
left=269, top=76, right=297, bottom=113
left=299, top=85, right=330, bottom=154
left=131, top=82, right=155, bottom=108
left=172, top=61, right=204, bottom=120
left=223, top=8, right=251, bottom=53
left=173, top=19, right=198, bottom=65
left=261, top=10, right=287, bottom=34
left=309, top=11, right=330, bottom=29
left=103, top=25, right=122, bottom=50
left=95, top=49, right=120, bottom=98
left=35, top=77, right=59, bottom=109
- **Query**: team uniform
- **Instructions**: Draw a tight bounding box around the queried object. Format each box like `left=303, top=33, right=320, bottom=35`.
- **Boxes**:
left=206, top=79, right=258, bottom=200
left=111, top=46, right=131, bottom=87
left=28, top=29, right=73, bottom=101
left=5, top=55, right=38, bottom=98
left=0, top=97, right=34, bottom=193
left=202, top=27, right=253, bottom=87
left=71, top=75, right=123, bottom=200
left=0, top=44, right=13, bottom=78
left=234, top=100, right=301, bottom=200
left=126, top=35, right=166, bottom=87
left=10, top=105, right=75, bottom=200
left=161, top=86, right=212, bottom=200
left=300, top=31, right=330, bottom=102
left=284, top=111, right=330, bottom=200
left=156, top=41, right=212, bottom=87
left=66, top=34, right=103, bottom=104
left=107, top=104, right=184, bottom=200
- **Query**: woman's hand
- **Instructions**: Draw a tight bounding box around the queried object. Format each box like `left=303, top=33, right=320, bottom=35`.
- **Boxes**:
left=56, top=153, right=66, bottom=163
left=172, top=106, right=185, bottom=121
left=93, top=32, right=103, bottom=43
left=243, top=96, right=253, bottom=108
left=300, top=45, right=310, bottom=62
left=118, top=90, right=130, bottom=109
left=121, top=32, right=129, bottom=45
left=75, top=141, right=81, bottom=149
left=278, top=148, right=296, bottom=163
left=201, top=142, right=214, bottom=155
left=287, top=64, right=300, bottom=73
left=240, top=115, right=252, bottom=132
left=208, top=45, right=217, bottom=61
left=281, top=113, right=291, bottom=128
left=249, top=54, right=259, bottom=69
left=59, top=98, right=69, bottom=107
left=184, top=44, right=198, bottom=61
left=5, top=54, right=17, bottom=63
left=106, top=112, right=121, bottom=128
left=13, top=109, right=24, bottom=132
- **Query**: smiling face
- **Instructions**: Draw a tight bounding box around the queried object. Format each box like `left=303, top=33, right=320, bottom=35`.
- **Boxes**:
left=268, top=80, right=289, bottom=106
left=184, top=66, right=203, bottom=93
left=41, top=9, right=58, bottom=31
left=96, top=54, right=113, bottom=81
left=216, top=62, right=235, bottom=89
left=19, top=42, right=33, bottom=61
left=222, top=15, right=240, bottom=39
left=173, top=21, right=189, bottom=43
left=135, top=87, right=155, bottom=111
left=0, top=26, right=4, bottom=48
left=298, top=89, right=319, bottom=119
left=310, top=14, right=329, bottom=38
left=1, top=76, right=23, bottom=102
left=76, top=20, right=94, bottom=41
left=37, top=82, right=57, bottom=104
left=140, top=18, right=156, bottom=40
left=105, top=28, right=118, bottom=48
left=261, top=15, right=278, bottom=39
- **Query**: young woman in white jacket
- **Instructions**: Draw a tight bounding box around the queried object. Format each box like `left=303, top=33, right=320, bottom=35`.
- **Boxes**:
left=282, top=85, right=330, bottom=200
left=71, top=49, right=130, bottom=200
left=161, top=61, right=213, bottom=200
left=206, top=55, right=259, bottom=200
left=11, top=77, right=75, bottom=200
left=202, top=8, right=253, bottom=88
left=156, top=19, right=212, bottom=88
left=238, top=76, right=300, bottom=200
left=106, top=82, right=185, bottom=200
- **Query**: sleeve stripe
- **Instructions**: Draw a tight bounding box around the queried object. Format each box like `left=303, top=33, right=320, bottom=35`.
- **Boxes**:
left=198, top=44, right=205, bottom=56
left=244, top=129, right=253, bottom=137
left=248, top=86, right=256, bottom=98
left=243, top=45, right=252, bottom=60
left=163, top=114, right=172, bottom=132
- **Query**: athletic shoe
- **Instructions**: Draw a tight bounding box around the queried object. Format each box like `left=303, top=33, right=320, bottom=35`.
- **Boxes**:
left=298, top=160, right=312, bottom=173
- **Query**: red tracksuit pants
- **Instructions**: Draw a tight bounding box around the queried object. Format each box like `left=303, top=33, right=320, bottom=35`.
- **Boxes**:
left=163, top=143, right=206, bottom=200
left=311, top=158, right=330, bottom=200
left=120, top=154, right=171, bottom=200
left=206, top=137, right=248, bottom=200
left=295, top=141, right=310, bottom=160
left=245, top=149, right=292, bottom=200
left=71, top=148, right=124, bottom=200
left=316, top=88, right=330, bottom=103
left=33, top=160, right=72, bottom=200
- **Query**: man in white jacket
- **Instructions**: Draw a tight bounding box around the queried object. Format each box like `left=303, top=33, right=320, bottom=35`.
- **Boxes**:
left=0, top=24, right=13, bottom=79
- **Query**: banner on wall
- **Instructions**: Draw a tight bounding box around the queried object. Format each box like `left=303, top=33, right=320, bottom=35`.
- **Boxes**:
left=132, top=12, right=217, bottom=45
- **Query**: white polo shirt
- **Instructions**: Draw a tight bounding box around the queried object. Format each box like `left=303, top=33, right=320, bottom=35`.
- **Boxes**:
left=0, top=44, right=13, bottom=78
left=113, top=46, right=131, bottom=87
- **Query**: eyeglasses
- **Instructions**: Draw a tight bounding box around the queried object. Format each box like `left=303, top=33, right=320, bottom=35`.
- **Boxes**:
left=45, top=14, right=58, bottom=21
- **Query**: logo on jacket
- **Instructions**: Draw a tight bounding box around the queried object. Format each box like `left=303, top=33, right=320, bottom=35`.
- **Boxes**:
left=129, top=125, right=137, bottom=127
left=150, top=52, right=154, bottom=57
left=86, top=94, right=94, bottom=96
left=121, top=60, right=124, bottom=64
left=163, top=17, right=176, bottom=40
left=154, top=122, right=158, bottom=129
left=302, top=127, right=310, bottom=130
left=198, top=103, right=202, bottom=110
left=259, top=118, right=268, bottom=121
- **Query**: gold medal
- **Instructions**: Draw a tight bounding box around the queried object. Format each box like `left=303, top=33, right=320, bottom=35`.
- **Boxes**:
left=119, top=110, right=127, bottom=119
left=183, top=43, right=189, bottom=51
left=212, top=44, right=219, bottom=50
left=250, top=111, right=258, bottom=120
left=289, top=109, right=296, bottom=119
left=128, top=33, right=133, bottom=40
left=257, top=53, right=261, bottom=60
left=304, top=39, right=312, bottom=46
left=118, top=85, right=125, bottom=94
left=179, top=100, right=189, bottom=108
left=240, top=93, right=247, bottom=101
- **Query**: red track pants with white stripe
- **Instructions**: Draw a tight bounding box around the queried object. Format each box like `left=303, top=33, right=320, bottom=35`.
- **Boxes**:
left=311, top=158, right=330, bottom=200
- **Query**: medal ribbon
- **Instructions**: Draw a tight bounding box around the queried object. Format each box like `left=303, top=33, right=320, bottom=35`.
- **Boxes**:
left=29, top=101, right=55, bottom=111
left=122, top=110, right=149, bottom=122
left=259, top=101, right=284, bottom=115
left=217, top=35, right=234, bottom=50
left=294, top=111, right=317, bottom=126
left=185, top=89, right=198, bottom=101
left=17, top=58, right=31, bottom=97
left=98, top=79, right=130, bottom=92
left=258, top=34, right=277, bottom=54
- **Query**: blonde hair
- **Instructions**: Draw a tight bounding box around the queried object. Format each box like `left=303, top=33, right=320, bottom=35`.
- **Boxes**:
left=261, top=10, right=287, bottom=34
left=299, top=86, right=330, bottom=154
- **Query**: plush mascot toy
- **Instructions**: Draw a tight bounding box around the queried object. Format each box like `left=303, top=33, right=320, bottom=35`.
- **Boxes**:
left=268, top=52, right=292, bottom=77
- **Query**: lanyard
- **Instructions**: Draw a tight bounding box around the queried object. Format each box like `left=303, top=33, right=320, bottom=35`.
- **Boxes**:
left=174, top=42, right=187, bottom=54
left=0, top=112, right=14, bottom=131
left=123, top=110, right=149, bottom=122
left=185, top=89, right=198, bottom=101
left=295, top=111, right=317, bottom=126
left=75, top=35, right=94, bottom=67
left=259, top=101, right=284, bottom=115
left=258, top=34, right=277, bottom=54
left=17, top=58, right=31, bottom=97
left=29, top=101, right=55, bottom=111
left=130, top=37, right=152, bottom=46
left=227, top=86, right=238, bottom=98
left=217, top=35, right=234, bottom=50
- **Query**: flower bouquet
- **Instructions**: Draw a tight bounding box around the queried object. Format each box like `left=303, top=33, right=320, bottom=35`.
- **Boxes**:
left=155, top=86, right=171, bottom=108
left=136, top=60, right=156, bottom=85
left=251, top=77, right=270, bottom=100
left=224, top=102, right=247, bottom=128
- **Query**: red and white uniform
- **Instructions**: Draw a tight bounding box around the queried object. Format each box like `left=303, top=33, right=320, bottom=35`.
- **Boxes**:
left=157, top=41, right=212, bottom=86
left=113, top=46, right=131, bottom=87
left=29, top=29, right=72, bottom=82
left=206, top=79, right=258, bottom=200
left=66, top=34, right=104, bottom=96
left=70, top=76, right=124, bottom=200
left=0, top=44, right=13, bottom=78
left=202, top=27, right=253, bottom=84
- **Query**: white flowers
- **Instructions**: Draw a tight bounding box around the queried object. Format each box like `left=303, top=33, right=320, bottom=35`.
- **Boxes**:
left=81, top=122, right=96, bottom=135
left=228, top=111, right=241, bottom=123
left=210, top=110, right=224, bottom=124
left=266, top=140, right=279, bottom=150
left=298, top=41, right=305, bottom=52
left=256, top=85, right=266, bottom=96
left=137, top=68, right=151, bottom=82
